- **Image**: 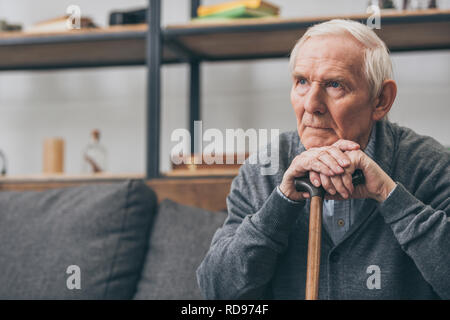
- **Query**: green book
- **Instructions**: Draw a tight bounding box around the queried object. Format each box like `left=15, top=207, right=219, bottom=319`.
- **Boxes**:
left=192, top=5, right=277, bottom=21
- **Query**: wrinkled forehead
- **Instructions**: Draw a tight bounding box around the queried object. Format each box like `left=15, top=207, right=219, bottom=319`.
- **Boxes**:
left=294, top=34, right=366, bottom=78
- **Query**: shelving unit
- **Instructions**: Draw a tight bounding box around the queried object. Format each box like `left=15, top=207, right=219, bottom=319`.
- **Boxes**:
left=0, top=1, right=449, bottom=181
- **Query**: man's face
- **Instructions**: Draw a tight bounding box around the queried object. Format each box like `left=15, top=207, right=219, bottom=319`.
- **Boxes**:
left=291, top=34, right=375, bottom=150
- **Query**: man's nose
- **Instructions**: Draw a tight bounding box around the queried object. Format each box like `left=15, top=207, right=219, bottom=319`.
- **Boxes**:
left=304, top=82, right=327, bottom=115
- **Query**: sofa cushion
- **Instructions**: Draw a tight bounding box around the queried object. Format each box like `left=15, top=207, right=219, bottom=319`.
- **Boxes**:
left=0, top=179, right=157, bottom=299
left=134, top=199, right=226, bottom=300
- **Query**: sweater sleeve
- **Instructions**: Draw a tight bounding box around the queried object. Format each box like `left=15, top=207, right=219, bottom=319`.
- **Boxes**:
left=196, top=169, right=305, bottom=300
left=377, top=181, right=450, bottom=299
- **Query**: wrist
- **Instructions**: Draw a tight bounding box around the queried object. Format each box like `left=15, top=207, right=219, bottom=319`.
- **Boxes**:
left=279, top=183, right=304, bottom=202
left=277, top=186, right=305, bottom=204
left=376, top=179, right=397, bottom=203
left=279, top=183, right=294, bottom=200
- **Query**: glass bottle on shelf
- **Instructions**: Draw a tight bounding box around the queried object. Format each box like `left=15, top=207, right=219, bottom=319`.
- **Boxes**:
left=82, top=129, right=107, bottom=174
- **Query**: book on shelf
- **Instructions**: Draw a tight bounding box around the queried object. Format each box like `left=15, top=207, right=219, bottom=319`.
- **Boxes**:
left=109, top=8, right=147, bottom=26
left=194, top=0, right=279, bottom=21
left=192, top=7, right=278, bottom=22
left=26, top=15, right=96, bottom=33
left=198, top=0, right=279, bottom=17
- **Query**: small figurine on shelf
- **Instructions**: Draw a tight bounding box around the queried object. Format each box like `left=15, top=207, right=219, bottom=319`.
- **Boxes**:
left=0, top=19, right=22, bottom=32
left=403, top=0, right=437, bottom=10
left=0, top=149, right=7, bottom=176
left=428, top=0, right=437, bottom=8
left=381, top=0, right=396, bottom=9
left=368, top=0, right=396, bottom=9
left=82, top=129, right=107, bottom=174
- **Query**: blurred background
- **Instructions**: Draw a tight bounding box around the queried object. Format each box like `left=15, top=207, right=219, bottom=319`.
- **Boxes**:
left=0, top=0, right=449, bottom=176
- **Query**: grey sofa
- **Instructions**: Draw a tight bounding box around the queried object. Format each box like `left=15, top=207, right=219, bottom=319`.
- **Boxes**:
left=0, top=180, right=227, bottom=299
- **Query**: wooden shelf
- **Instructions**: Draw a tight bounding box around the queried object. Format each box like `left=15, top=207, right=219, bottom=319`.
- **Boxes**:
left=0, top=173, right=145, bottom=183
left=0, top=24, right=179, bottom=70
left=0, top=10, right=448, bottom=71
left=0, top=169, right=238, bottom=182
left=165, top=9, right=450, bottom=60
left=0, top=174, right=234, bottom=212
left=165, top=168, right=239, bottom=177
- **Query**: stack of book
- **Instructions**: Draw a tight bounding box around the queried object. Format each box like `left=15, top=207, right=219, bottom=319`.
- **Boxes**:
left=193, top=0, right=280, bottom=22
left=26, top=16, right=96, bottom=33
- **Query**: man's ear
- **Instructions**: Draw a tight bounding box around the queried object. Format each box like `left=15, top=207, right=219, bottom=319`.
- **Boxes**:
left=372, top=80, right=397, bottom=121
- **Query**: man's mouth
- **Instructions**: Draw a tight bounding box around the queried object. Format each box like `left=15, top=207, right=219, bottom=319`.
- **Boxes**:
left=306, top=125, right=331, bottom=130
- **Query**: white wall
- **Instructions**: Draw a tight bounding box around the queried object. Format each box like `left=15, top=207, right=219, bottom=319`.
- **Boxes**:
left=0, top=0, right=449, bottom=175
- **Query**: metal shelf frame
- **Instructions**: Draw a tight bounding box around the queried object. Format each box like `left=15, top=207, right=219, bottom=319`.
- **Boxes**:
left=147, top=0, right=202, bottom=178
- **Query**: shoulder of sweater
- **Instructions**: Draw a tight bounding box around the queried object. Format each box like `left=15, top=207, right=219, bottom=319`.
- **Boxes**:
left=382, top=121, right=449, bottom=200
left=387, top=121, right=449, bottom=168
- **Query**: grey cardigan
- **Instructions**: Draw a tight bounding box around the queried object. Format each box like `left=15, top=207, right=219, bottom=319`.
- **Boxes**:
left=197, top=120, right=450, bottom=300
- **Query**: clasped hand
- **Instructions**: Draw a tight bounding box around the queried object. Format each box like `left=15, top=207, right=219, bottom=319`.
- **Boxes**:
left=279, top=139, right=396, bottom=203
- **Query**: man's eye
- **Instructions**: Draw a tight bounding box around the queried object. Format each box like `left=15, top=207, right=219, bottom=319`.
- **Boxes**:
left=328, top=81, right=341, bottom=88
left=298, top=79, right=307, bottom=85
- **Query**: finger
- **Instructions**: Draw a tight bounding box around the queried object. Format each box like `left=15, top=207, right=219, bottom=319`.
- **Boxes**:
left=333, top=139, right=360, bottom=151
left=351, top=185, right=367, bottom=199
left=288, top=153, right=334, bottom=180
left=309, top=171, right=321, bottom=188
left=289, top=158, right=333, bottom=180
left=317, top=150, right=345, bottom=175
left=320, top=173, right=336, bottom=195
left=305, top=156, right=334, bottom=176
left=302, top=192, right=310, bottom=199
left=327, top=146, right=352, bottom=168
left=341, top=171, right=354, bottom=195
left=287, top=156, right=310, bottom=177
left=330, top=175, right=350, bottom=199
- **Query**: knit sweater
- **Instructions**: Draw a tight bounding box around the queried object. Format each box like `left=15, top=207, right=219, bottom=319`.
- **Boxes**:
left=196, top=120, right=450, bottom=300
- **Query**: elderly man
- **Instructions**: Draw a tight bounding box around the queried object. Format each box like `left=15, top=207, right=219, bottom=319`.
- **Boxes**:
left=197, top=19, right=449, bottom=299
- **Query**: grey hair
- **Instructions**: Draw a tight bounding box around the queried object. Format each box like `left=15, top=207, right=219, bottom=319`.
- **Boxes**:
left=289, top=19, right=393, bottom=101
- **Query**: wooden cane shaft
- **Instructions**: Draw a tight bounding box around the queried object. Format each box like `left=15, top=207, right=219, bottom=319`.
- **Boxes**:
left=305, top=196, right=323, bottom=300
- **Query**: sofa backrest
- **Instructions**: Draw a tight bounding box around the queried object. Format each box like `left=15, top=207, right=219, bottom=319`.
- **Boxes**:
left=0, top=179, right=228, bottom=300
left=0, top=180, right=157, bottom=299
left=134, top=199, right=227, bottom=300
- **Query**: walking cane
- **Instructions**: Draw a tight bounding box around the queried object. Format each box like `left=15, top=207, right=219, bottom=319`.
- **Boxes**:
left=295, top=170, right=365, bottom=300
